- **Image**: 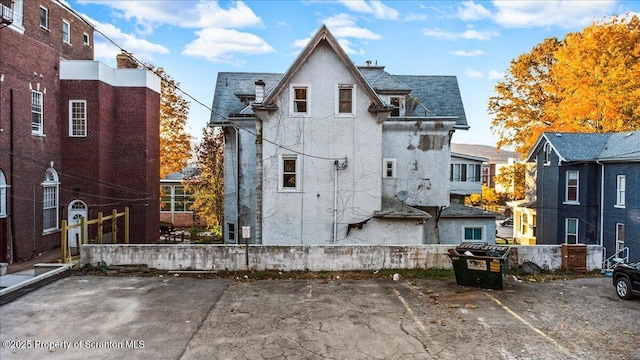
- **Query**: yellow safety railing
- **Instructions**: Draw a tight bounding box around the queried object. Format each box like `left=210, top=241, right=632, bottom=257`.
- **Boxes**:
left=61, top=207, right=129, bottom=264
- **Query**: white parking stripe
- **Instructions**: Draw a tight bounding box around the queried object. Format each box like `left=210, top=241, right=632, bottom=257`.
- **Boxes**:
left=393, top=288, right=427, bottom=334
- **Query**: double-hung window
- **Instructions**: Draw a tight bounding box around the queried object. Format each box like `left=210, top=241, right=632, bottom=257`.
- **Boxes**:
left=0, top=170, right=7, bottom=218
left=83, top=32, right=90, bottom=46
left=39, top=6, right=48, bottom=29
left=543, top=142, right=551, bottom=165
left=336, top=84, right=355, bottom=116
left=450, top=163, right=467, bottom=182
left=390, top=97, right=402, bottom=117
left=565, top=218, right=578, bottom=244
left=383, top=158, right=396, bottom=178
left=291, top=85, right=308, bottom=115
left=280, top=155, right=299, bottom=191
left=616, top=223, right=625, bottom=253
left=69, top=100, right=86, bottom=137
left=31, top=90, right=43, bottom=135
left=62, top=19, right=71, bottom=44
left=42, top=168, right=60, bottom=233
left=565, top=170, right=579, bottom=204
left=616, top=175, right=625, bottom=207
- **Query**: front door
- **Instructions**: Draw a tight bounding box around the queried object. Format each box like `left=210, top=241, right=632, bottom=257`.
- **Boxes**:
left=67, top=200, right=88, bottom=248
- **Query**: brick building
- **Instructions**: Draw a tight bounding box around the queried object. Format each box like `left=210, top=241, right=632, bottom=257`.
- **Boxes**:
left=0, top=0, right=160, bottom=263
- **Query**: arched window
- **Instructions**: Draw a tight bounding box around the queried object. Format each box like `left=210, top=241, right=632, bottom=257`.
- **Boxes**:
left=0, top=170, right=7, bottom=218
left=42, top=167, right=60, bottom=233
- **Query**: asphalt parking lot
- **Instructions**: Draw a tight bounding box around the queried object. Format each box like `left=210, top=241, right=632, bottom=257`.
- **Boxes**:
left=0, top=273, right=638, bottom=360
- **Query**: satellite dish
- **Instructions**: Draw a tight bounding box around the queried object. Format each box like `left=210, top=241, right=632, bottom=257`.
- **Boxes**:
left=395, top=191, right=409, bottom=202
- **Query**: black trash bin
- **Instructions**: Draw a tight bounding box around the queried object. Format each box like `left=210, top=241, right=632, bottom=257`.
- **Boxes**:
left=447, top=243, right=510, bottom=290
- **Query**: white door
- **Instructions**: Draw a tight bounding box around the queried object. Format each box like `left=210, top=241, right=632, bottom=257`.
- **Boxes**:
left=67, top=200, right=87, bottom=248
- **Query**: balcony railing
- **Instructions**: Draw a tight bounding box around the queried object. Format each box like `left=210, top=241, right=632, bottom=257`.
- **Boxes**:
left=1, top=3, right=14, bottom=26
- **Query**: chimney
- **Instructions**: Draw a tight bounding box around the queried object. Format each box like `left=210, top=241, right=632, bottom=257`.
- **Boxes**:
left=116, top=51, right=138, bottom=69
left=255, top=79, right=265, bottom=103
left=365, top=60, right=372, bottom=66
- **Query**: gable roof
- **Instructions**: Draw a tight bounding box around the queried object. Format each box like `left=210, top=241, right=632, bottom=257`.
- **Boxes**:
left=526, top=131, right=640, bottom=163
left=256, top=25, right=388, bottom=113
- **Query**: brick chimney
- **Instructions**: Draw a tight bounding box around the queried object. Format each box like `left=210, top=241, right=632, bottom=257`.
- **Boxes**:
left=116, top=51, right=138, bottom=69
left=255, top=79, right=265, bottom=103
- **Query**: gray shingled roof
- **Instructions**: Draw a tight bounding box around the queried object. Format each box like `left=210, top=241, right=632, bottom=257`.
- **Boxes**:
left=209, top=70, right=468, bottom=128
left=544, top=131, right=640, bottom=162
left=440, top=203, right=498, bottom=218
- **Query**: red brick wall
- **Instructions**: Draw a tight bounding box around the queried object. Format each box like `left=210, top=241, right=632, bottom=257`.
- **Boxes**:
left=0, top=0, right=93, bottom=261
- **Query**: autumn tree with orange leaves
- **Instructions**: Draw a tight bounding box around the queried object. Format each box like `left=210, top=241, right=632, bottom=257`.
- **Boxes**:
left=149, top=66, right=192, bottom=179
left=489, top=15, right=640, bottom=156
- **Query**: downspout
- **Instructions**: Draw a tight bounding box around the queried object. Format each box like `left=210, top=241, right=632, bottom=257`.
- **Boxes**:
left=9, top=89, right=14, bottom=262
left=597, top=161, right=604, bottom=247
left=235, top=126, right=240, bottom=244
left=254, top=120, right=262, bottom=244
left=333, top=161, right=338, bottom=243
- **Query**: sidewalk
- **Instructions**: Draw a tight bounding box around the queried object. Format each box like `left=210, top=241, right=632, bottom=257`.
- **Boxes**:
left=0, top=249, right=67, bottom=292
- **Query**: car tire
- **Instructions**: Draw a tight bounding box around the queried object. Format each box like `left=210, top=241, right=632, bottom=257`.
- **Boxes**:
left=615, top=277, right=634, bottom=300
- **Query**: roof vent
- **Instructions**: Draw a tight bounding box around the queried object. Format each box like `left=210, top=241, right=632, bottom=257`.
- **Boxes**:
left=555, top=133, right=562, bottom=137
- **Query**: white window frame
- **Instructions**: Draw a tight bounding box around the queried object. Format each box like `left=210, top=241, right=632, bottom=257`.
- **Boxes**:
left=382, top=158, right=396, bottom=179
left=290, top=84, right=309, bottom=116
left=31, top=90, right=44, bottom=135
left=450, top=163, right=467, bottom=182
left=564, top=170, right=579, bottom=204
left=467, top=164, right=481, bottom=182
left=616, top=223, right=625, bottom=253
left=462, top=226, right=484, bottom=242
left=335, top=84, right=356, bottom=117
left=0, top=170, right=8, bottom=218
left=389, top=96, right=404, bottom=117
left=565, top=218, right=578, bottom=244
left=83, top=32, right=90, bottom=46
left=543, top=142, right=551, bottom=165
left=42, top=167, right=60, bottom=234
left=615, top=175, right=625, bottom=208
left=39, top=6, right=48, bottom=29
left=279, top=155, right=300, bottom=192
left=6, top=0, right=25, bottom=31
left=62, top=19, right=71, bottom=44
left=69, top=100, right=87, bottom=137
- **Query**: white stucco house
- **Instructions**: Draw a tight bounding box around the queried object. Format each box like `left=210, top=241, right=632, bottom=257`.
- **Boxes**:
left=210, top=25, right=475, bottom=245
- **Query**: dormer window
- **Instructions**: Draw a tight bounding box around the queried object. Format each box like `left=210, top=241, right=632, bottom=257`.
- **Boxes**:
left=389, top=96, right=405, bottom=117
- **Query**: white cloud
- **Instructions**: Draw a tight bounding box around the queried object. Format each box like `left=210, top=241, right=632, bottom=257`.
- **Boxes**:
left=79, top=0, right=262, bottom=33
left=404, top=13, right=429, bottom=22
left=423, top=26, right=497, bottom=41
left=338, top=0, right=400, bottom=20
left=457, top=1, right=491, bottom=21
left=423, top=28, right=458, bottom=40
left=183, top=28, right=276, bottom=64
left=465, top=69, right=484, bottom=78
left=492, top=0, right=617, bottom=29
left=323, top=14, right=381, bottom=40
left=337, top=39, right=365, bottom=55
left=292, top=37, right=312, bottom=49
left=489, top=70, right=505, bottom=79
left=451, top=50, right=485, bottom=57
left=90, top=19, right=169, bottom=64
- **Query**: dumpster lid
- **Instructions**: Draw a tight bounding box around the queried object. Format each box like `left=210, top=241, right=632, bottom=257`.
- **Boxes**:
left=455, top=243, right=510, bottom=253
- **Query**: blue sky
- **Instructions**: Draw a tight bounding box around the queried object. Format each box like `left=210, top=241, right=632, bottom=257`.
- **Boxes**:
left=70, top=0, right=640, bottom=149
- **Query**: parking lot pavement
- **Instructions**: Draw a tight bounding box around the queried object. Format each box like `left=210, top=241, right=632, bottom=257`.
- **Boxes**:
left=1, top=274, right=639, bottom=360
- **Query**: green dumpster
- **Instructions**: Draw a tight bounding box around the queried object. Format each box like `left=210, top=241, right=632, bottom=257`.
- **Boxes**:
left=447, top=243, right=510, bottom=290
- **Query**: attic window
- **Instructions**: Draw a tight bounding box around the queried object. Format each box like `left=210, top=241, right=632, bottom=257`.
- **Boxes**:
left=290, top=85, right=309, bottom=115
left=336, top=84, right=355, bottom=116
left=543, top=143, right=551, bottom=165
left=390, top=97, right=401, bottom=117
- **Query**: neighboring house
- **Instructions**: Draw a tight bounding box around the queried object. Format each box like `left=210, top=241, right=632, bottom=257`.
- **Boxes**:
left=210, top=25, right=471, bottom=245
left=527, top=131, right=640, bottom=262
left=160, top=166, right=202, bottom=229
left=451, top=144, right=518, bottom=190
left=449, top=152, right=486, bottom=196
left=0, top=0, right=160, bottom=263
left=509, top=199, right=537, bottom=245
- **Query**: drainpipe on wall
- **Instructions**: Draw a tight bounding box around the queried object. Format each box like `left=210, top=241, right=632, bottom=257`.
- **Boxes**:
left=597, top=161, right=604, bottom=248
left=254, top=121, right=262, bottom=244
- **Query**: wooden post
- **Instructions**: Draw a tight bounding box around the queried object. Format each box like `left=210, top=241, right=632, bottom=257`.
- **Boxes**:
left=112, top=209, right=118, bottom=244
left=124, top=207, right=130, bottom=244
left=61, top=220, right=68, bottom=264
left=97, top=212, right=103, bottom=244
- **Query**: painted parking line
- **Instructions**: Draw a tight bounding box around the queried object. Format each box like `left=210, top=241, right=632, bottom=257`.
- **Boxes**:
left=486, top=293, right=578, bottom=360
left=393, top=288, right=428, bottom=334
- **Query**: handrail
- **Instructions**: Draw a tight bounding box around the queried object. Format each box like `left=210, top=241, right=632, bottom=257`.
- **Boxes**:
left=602, top=247, right=629, bottom=272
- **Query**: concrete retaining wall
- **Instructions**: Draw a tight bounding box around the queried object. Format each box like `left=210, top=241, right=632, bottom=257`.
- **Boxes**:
left=80, top=244, right=605, bottom=272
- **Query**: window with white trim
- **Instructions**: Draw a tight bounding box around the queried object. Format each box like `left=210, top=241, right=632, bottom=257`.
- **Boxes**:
left=290, top=85, right=308, bottom=115
left=4, top=0, right=24, bottom=29
left=389, top=96, right=403, bottom=117
left=42, top=167, right=59, bottom=233
left=383, top=158, right=396, bottom=178
left=227, top=223, right=236, bottom=243
left=31, top=90, right=43, bottom=135
left=0, top=170, right=7, bottom=218
left=62, top=19, right=70, bottom=44
left=336, top=84, right=355, bottom=116
left=616, top=223, right=625, bottom=253
left=39, top=6, right=48, bottom=29
left=450, top=163, right=467, bottom=182
left=279, top=155, right=299, bottom=191
left=69, top=100, right=86, bottom=137
left=467, top=164, right=481, bottom=182
left=543, top=142, right=551, bottom=165
left=160, top=185, right=194, bottom=212
left=616, top=175, right=625, bottom=207
left=463, top=227, right=484, bottom=242
left=83, top=32, right=90, bottom=46
left=565, top=218, right=578, bottom=244
left=565, top=170, right=579, bottom=204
